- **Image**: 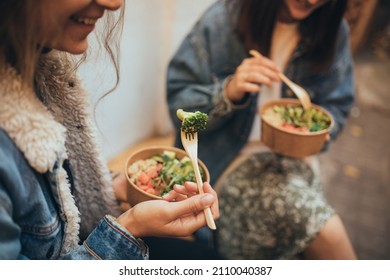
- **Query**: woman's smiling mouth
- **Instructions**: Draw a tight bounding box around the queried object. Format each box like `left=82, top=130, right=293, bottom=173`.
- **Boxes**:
left=70, top=15, right=98, bottom=25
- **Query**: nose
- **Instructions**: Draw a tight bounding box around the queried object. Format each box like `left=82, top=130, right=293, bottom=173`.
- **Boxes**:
left=95, top=0, right=122, bottom=11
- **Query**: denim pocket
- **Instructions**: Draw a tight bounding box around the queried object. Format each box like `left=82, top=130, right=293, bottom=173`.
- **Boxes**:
left=20, top=215, right=63, bottom=259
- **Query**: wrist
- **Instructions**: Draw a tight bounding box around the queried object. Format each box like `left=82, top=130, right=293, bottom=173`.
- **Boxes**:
left=225, top=76, right=245, bottom=102
left=116, top=208, right=141, bottom=238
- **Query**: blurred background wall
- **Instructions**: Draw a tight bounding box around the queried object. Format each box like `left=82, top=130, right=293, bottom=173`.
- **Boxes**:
left=78, top=0, right=216, bottom=160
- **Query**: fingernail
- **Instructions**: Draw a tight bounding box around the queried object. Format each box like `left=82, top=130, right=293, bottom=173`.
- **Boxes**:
left=201, top=194, right=214, bottom=206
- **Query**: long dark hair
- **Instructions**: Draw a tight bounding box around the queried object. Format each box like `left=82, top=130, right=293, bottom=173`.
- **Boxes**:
left=0, top=0, right=42, bottom=86
left=231, top=0, right=348, bottom=72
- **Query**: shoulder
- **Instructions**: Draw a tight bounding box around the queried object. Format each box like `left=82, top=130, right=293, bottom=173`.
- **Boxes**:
left=0, top=129, right=18, bottom=159
left=330, top=19, right=353, bottom=69
left=335, top=19, right=351, bottom=50
left=0, top=129, right=24, bottom=196
left=184, top=0, right=240, bottom=52
left=0, top=128, right=35, bottom=184
left=191, top=0, right=232, bottom=34
left=202, top=0, right=228, bottom=19
left=339, top=19, right=351, bottom=36
left=0, top=129, right=24, bottom=174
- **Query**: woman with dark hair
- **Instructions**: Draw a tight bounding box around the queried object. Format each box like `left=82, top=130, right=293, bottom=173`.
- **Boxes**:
left=0, top=0, right=219, bottom=260
left=167, top=0, right=356, bottom=259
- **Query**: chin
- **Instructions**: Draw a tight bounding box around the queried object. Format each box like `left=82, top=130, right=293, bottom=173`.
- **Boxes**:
left=290, top=10, right=312, bottom=20
left=68, top=48, right=88, bottom=55
left=58, top=43, right=89, bottom=55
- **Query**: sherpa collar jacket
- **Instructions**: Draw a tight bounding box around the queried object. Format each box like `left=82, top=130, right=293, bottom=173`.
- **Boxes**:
left=0, top=51, right=147, bottom=259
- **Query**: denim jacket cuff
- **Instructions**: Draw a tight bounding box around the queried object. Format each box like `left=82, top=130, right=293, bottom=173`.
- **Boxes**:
left=83, top=215, right=149, bottom=260
left=210, top=75, right=251, bottom=117
left=221, top=75, right=251, bottom=110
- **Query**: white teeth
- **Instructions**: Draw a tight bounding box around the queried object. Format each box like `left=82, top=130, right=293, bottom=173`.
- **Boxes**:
left=73, top=16, right=97, bottom=25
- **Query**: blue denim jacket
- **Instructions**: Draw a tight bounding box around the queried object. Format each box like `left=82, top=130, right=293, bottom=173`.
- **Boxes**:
left=0, top=50, right=149, bottom=260
left=167, top=0, right=355, bottom=185
left=0, top=129, right=147, bottom=260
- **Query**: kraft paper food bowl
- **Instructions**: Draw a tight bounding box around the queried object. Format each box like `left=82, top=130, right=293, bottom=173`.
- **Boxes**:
left=125, top=145, right=210, bottom=207
left=260, top=99, right=334, bottom=158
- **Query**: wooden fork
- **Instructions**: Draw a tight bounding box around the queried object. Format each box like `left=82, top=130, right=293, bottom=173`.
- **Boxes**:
left=180, top=131, right=216, bottom=230
left=249, top=49, right=312, bottom=111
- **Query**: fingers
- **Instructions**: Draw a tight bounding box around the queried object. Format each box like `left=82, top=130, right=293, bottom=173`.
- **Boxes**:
left=169, top=193, right=216, bottom=218
left=234, top=79, right=262, bottom=94
left=162, top=190, right=187, bottom=201
left=125, top=182, right=219, bottom=238
left=162, top=182, right=198, bottom=201
left=237, top=60, right=280, bottom=86
left=238, top=72, right=273, bottom=88
left=248, top=55, right=280, bottom=73
left=162, top=181, right=219, bottom=221
left=227, top=56, right=280, bottom=98
left=180, top=182, right=198, bottom=193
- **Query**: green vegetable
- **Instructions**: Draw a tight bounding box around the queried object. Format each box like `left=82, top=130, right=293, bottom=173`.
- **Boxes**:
left=272, top=105, right=331, bottom=132
left=176, top=109, right=208, bottom=139
left=152, top=151, right=205, bottom=196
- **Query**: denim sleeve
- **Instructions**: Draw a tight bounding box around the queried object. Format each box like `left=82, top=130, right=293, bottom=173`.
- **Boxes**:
left=167, top=4, right=246, bottom=133
left=0, top=185, right=23, bottom=260
left=61, top=215, right=148, bottom=260
left=1, top=184, right=148, bottom=260
left=0, top=130, right=148, bottom=260
left=167, top=32, right=227, bottom=132
left=311, top=20, right=355, bottom=141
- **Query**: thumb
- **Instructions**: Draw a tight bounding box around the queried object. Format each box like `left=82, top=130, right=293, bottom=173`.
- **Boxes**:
left=171, top=194, right=214, bottom=217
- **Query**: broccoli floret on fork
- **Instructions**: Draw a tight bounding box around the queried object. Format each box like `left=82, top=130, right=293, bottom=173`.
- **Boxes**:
left=176, top=109, right=208, bottom=139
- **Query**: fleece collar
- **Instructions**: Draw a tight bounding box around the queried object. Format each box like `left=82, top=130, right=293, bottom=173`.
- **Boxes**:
left=0, top=56, right=79, bottom=255
left=0, top=62, right=67, bottom=173
left=0, top=52, right=121, bottom=255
